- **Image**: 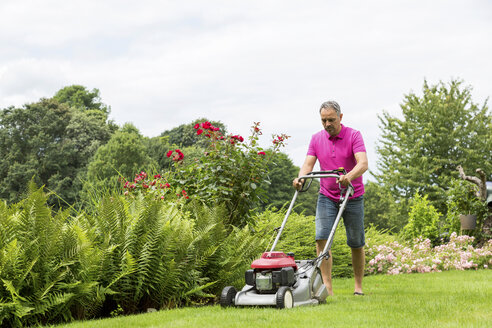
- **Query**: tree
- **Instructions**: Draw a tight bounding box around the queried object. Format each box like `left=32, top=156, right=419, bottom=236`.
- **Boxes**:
left=258, top=152, right=319, bottom=216
left=53, top=85, right=110, bottom=115
left=83, top=123, right=156, bottom=203
left=0, top=86, right=115, bottom=207
left=363, top=181, right=407, bottom=231
left=375, top=79, right=492, bottom=213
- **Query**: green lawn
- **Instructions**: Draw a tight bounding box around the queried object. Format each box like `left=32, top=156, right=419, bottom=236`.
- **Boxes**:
left=53, top=270, right=492, bottom=328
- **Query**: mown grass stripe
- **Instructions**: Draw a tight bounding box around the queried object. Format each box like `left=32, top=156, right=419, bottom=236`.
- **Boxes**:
left=53, top=269, right=492, bottom=328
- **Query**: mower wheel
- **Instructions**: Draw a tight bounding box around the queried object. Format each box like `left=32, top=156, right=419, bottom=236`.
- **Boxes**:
left=220, top=286, right=237, bottom=307
left=276, top=286, right=294, bottom=309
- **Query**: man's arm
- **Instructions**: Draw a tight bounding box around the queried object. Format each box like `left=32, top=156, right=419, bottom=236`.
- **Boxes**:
left=292, top=155, right=317, bottom=190
left=337, top=152, right=368, bottom=186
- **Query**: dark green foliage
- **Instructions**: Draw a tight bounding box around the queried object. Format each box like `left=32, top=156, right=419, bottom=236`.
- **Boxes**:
left=82, top=123, right=156, bottom=204
left=259, top=152, right=319, bottom=216
left=364, top=181, right=407, bottom=231
left=145, top=136, right=173, bottom=170
left=0, top=87, right=115, bottom=207
left=375, top=79, right=492, bottom=213
left=0, top=99, right=70, bottom=204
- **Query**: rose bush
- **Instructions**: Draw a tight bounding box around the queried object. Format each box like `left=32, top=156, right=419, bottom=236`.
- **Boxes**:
left=122, top=121, right=289, bottom=227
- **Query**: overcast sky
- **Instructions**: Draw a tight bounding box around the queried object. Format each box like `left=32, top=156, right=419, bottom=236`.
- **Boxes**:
left=1, top=0, right=491, bottom=180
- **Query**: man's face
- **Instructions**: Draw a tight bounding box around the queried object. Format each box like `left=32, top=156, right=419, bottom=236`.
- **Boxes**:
left=321, top=108, right=343, bottom=136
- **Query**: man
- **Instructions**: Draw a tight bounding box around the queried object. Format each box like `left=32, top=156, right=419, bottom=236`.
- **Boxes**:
left=293, top=100, right=368, bottom=296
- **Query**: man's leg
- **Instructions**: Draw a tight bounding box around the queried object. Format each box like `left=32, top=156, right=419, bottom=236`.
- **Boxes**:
left=351, top=246, right=365, bottom=294
left=343, top=196, right=365, bottom=295
left=315, top=194, right=337, bottom=296
left=316, top=240, right=333, bottom=296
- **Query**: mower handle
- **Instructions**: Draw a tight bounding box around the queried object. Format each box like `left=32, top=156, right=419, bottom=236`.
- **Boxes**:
left=297, top=169, right=354, bottom=193
left=270, top=169, right=354, bottom=252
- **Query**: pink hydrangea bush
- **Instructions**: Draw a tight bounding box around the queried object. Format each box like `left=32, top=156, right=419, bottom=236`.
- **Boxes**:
left=366, top=232, right=492, bottom=275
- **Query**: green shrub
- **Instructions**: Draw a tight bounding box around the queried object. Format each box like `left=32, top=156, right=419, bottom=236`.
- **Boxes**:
left=400, top=192, right=441, bottom=244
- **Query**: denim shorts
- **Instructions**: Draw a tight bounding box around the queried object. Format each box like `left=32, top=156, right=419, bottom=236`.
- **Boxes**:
left=315, top=194, right=365, bottom=248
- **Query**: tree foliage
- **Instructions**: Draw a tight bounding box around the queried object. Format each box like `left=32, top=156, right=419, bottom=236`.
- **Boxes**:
left=82, top=123, right=156, bottom=204
left=53, top=85, right=110, bottom=115
left=0, top=85, right=115, bottom=207
left=0, top=92, right=114, bottom=206
left=363, top=181, right=408, bottom=231
left=375, top=79, right=492, bottom=212
left=258, top=151, right=319, bottom=216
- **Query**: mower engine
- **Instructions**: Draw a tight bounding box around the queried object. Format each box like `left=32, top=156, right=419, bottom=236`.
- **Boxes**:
left=246, top=251, right=297, bottom=293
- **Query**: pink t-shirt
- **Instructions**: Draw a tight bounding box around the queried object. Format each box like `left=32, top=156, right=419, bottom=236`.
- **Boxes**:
left=307, top=124, right=366, bottom=200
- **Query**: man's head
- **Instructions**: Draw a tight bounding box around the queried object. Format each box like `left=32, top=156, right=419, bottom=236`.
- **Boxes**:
left=319, top=100, right=343, bottom=136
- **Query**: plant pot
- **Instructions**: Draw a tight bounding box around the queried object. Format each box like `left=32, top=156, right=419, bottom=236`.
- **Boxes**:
left=459, top=214, right=477, bottom=230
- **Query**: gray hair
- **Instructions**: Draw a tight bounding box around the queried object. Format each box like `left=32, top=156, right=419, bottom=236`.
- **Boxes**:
left=319, top=101, right=341, bottom=115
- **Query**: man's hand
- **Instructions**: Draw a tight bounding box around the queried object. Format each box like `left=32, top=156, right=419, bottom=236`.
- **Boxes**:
left=336, top=174, right=351, bottom=187
left=292, top=178, right=304, bottom=191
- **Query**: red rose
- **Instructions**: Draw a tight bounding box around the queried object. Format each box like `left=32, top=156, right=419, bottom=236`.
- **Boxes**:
left=197, top=129, right=203, bottom=135
left=258, top=151, right=266, bottom=155
left=194, top=123, right=200, bottom=129
left=166, top=150, right=173, bottom=157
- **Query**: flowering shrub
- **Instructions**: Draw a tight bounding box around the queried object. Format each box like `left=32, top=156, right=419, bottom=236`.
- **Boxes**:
left=186, top=121, right=289, bottom=226
left=366, top=232, right=492, bottom=275
left=122, top=121, right=289, bottom=227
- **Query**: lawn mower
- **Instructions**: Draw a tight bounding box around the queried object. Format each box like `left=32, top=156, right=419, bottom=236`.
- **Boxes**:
left=220, top=169, right=354, bottom=308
